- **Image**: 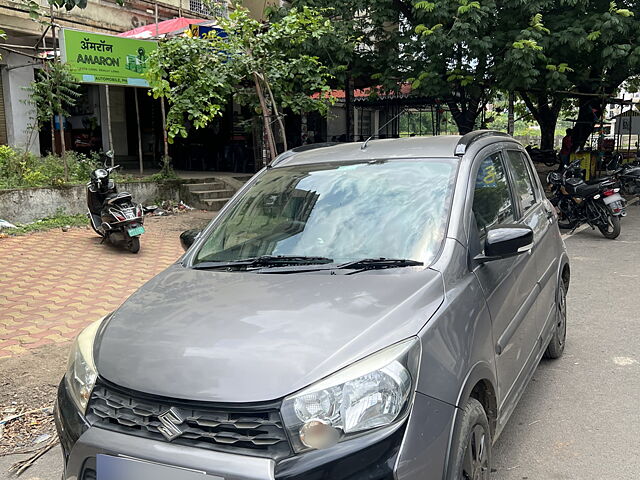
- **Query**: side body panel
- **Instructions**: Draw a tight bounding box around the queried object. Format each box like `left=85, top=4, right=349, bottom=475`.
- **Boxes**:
left=417, top=238, right=496, bottom=407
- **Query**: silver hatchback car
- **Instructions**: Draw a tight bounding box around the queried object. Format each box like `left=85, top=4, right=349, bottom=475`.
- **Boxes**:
left=55, top=132, right=570, bottom=480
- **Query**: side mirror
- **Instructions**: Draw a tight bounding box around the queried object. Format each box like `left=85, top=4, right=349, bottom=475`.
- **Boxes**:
left=180, top=229, right=201, bottom=251
left=475, top=225, right=533, bottom=263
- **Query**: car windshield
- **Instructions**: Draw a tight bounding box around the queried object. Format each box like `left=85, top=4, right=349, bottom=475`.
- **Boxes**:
left=194, top=158, right=457, bottom=267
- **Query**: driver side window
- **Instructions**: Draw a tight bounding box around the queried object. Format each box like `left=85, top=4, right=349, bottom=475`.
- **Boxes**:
left=472, top=153, right=515, bottom=236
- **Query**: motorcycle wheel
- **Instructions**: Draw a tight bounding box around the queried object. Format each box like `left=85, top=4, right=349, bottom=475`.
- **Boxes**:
left=598, top=210, right=621, bottom=239
left=126, top=236, right=141, bottom=254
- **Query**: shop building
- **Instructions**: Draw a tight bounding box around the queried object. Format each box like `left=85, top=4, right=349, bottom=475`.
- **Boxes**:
left=0, top=0, right=280, bottom=172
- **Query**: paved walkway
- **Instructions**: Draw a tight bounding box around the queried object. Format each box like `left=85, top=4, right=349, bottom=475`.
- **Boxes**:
left=0, top=224, right=184, bottom=358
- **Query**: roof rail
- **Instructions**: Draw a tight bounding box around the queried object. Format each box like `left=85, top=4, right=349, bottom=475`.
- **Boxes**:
left=269, top=142, right=339, bottom=168
left=454, top=130, right=512, bottom=157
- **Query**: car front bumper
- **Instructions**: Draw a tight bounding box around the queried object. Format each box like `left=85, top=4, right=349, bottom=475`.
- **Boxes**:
left=55, top=380, right=455, bottom=480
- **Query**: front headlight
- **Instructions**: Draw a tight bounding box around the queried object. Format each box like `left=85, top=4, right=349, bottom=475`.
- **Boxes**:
left=65, top=316, right=106, bottom=413
left=281, top=337, right=421, bottom=453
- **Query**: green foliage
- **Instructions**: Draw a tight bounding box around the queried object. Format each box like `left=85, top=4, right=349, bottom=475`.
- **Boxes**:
left=147, top=4, right=337, bottom=145
left=0, top=145, right=99, bottom=189
left=149, top=155, right=179, bottom=182
left=414, top=1, right=435, bottom=12
left=457, top=0, right=481, bottom=15
left=25, top=61, right=80, bottom=130
left=2, top=209, right=87, bottom=236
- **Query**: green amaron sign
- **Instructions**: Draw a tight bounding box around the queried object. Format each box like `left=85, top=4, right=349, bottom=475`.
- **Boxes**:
left=60, top=29, right=158, bottom=87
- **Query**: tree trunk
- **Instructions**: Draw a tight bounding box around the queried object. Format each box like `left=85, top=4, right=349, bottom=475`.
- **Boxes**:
left=262, top=74, right=288, bottom=151
left=447, top=103, right=479, bottom=135
left=50, top=116, right=56, bottom=154
left=519, top=92, right=564, bottom=151
left=539, top=119, right=557, bottom=151
left=572, top=96, right=605, bottom=151
left=253, top=73, right=277, bottom=164
left=445, top=94, right=483, bottom=135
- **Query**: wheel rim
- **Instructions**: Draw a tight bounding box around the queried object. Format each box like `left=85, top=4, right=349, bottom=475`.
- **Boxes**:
left=462, top=425, right=489, bottom=480
left=557, top=285, right=567, bottom=345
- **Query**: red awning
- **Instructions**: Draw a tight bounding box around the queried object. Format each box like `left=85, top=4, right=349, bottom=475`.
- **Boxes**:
left=118, top=17, right=206, bottom=39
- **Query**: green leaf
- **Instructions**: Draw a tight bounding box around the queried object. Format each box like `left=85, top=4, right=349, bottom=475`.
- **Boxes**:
left=414, top=1, right=435, bottom=11
left=586, top=31, right=601, bottom=41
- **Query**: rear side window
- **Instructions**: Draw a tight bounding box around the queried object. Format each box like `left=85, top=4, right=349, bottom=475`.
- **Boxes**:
left=506, top=151, right=537, bottom=215
left=472, top=152, right=515, bottom=233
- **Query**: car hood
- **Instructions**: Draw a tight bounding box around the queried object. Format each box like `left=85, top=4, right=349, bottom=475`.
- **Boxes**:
left=95, top=265, right=444, bottom=403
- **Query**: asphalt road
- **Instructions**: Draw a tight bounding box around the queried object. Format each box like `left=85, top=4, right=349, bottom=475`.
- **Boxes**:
left=2, top=207, right=639, bottom=480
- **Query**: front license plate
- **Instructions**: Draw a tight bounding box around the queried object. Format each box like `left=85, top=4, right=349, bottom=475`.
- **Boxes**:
left=127, top=226, right=145, bottom=237
left=97, top=454, right=221, bottom=480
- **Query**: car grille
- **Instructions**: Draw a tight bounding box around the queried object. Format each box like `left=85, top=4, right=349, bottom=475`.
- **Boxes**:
left=86, top=381, right=291, bottom=459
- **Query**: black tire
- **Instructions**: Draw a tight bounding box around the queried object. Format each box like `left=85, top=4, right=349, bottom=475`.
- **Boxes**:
left=127, top=236, right=141, bottom=254
left=447, top=397, right=491, bottom=480
left=598, top=211, right=621, bottom=239
left=544, top=280, right=567, bottom=359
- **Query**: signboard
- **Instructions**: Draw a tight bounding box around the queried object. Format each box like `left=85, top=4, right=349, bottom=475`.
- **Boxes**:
left=187, top=24, right=226, bottom=39
left=60, top=29, right=158, bottom=87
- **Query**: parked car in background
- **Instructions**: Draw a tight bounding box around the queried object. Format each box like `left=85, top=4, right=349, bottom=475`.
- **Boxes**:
left=56, top=132, right=570, bottom=480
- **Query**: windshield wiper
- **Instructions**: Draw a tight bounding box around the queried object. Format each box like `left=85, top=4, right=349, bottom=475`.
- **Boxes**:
left=337, top=258, right=424, bottom=271
left=192, top=255, right=335, bottom=270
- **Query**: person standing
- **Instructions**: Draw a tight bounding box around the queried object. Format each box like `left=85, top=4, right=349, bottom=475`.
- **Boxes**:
left=559, top=128, right=573, bottom=169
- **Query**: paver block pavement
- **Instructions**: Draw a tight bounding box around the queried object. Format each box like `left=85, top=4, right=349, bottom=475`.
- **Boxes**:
left=0, top=223, right=185, bottom=358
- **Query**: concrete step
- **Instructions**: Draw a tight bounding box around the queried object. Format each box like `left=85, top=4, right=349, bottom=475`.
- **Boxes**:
left=191, top=189, right=235, bottom=199
left=187, top=182, right=228, bottom=192
left=202, top=198, right=233, bottom=210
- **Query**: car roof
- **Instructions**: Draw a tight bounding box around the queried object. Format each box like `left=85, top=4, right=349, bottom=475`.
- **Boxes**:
left=273, top=136, right=463, bottom=167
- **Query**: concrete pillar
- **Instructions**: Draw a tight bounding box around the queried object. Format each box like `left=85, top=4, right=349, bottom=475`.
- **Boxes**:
left=0, top=52, right=40, bottom=154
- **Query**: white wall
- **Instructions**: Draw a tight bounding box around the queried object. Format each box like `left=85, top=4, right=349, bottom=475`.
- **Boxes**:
left=0, top=52, right=40, bottom=154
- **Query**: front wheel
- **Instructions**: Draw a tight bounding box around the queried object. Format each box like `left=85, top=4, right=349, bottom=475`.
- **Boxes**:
left=544, top=280, right=567, bottom=359
left=598, top=209, right=621, bottom=239
left=126, top=236, right=141, bottom=254
left=447, top=398, right=491, bottom=480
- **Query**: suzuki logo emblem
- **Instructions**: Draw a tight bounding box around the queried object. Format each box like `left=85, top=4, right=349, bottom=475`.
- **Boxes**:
left=157, top=407, right=185, bottom=441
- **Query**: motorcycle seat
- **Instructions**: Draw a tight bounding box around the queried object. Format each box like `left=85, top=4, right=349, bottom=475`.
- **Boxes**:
left=574, top=183, right=601, bottom=197
left=585, top=176, right=613, bottom=185
left=105, top=192, right=133, bottom=205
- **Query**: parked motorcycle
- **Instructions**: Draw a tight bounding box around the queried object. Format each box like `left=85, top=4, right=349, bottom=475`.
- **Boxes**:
left=548, top=159, right=624, bottom=239
left=612, top=161, right=640, bottom=197
left=87, top=152, right=145, bottom=253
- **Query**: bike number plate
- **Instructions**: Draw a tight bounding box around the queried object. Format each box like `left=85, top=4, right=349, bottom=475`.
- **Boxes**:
left=127, top=226, right=145, bottom=237
left=603, top=193, right=623, bottom=205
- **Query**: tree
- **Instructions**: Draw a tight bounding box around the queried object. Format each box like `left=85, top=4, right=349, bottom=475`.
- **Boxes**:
left=291, top=0, right=513, bottom=134
left=147, top=4, right=337, bottom=164
left=25, top=61, right=80, bottom=178
left=499, top=1, right=640, bottom=150
left=291, top=0, right=640, bottom=145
